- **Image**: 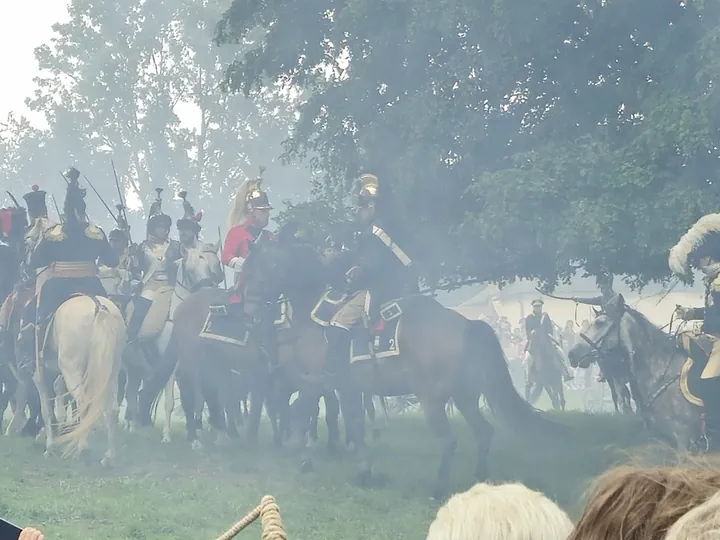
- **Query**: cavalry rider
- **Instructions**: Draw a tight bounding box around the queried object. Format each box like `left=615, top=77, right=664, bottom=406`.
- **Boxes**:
left=19, top=171, right=118, bottom=367
left=670, top=212, right=720, bottom=381
left=0, top=185, right=52, bottom=344
left=99, top=208, right=136, bottom=308
left=125, top=188, right=183, bottom=345
left=327, top=173, right=417, bottom=371
left=222, top=173, right=275, bottom=316
left=176, top=190, right=203, bottom=252
left=524, top=298, right=573, bottom=381
left=568, top=273, right=622, bottom=311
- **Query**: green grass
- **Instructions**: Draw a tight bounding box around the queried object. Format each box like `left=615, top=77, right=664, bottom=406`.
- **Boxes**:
left=0, top=410, right=655, bottom=540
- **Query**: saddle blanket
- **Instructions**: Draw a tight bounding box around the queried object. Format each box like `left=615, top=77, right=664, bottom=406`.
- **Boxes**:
left=350, top=307, right=402, bottom=363
left=199, top=296, right=292, bottom=347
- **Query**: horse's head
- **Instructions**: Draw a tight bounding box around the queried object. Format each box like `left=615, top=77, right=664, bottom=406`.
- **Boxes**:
left=568, top=295, right=627, bottom=369
left=243, top=231, right=327, bottom=305
left=180, top=240, right=223, bottom=292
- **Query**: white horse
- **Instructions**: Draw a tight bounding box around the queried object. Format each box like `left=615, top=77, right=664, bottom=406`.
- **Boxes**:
left=123, top=241, right=222, bottom=440
left=35, top=295, right=126, bottom=465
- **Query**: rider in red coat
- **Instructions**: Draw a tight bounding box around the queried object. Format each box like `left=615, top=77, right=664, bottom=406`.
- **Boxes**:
left=222, top=171, right=275, bottom=312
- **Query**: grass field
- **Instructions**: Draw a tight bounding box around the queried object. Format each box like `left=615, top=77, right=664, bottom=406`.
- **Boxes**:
left=0, top=397, right=662, bottom=540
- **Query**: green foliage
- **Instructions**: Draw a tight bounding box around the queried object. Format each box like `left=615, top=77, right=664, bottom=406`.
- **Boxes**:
left=219, top=0, right=720, bottom=289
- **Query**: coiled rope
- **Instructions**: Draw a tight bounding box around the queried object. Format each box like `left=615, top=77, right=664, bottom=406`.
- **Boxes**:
left=215, top=495, right=287, bottom=540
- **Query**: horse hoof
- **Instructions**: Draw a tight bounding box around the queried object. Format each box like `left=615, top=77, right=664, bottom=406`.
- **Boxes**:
left=43, top=449, right=54, bottom=459
left=355, top=465, right=372, bottom=487
left=161, top=435, right=172, bottom=444
left=100, top=456, right=114, bottom=468
left=215, top=433, right=231, bottom=447
left=300, top=458, right=314, bottom=473
left=191, top=440, right=204, bottom=451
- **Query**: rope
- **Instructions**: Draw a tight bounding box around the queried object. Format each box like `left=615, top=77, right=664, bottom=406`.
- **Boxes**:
left=215, top=495, right=287, bottom=540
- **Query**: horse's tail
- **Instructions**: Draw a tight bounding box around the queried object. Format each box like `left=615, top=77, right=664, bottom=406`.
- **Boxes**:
left=55, top=297, right=125, bottom=456
left=464, top=320, right=566, bottom=435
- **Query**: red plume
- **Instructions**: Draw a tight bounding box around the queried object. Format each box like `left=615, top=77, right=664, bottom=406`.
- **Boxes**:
left=31, top=184, right=39, bottom=191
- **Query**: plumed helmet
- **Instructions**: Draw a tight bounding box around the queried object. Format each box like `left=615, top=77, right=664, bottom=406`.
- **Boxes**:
left=669, top=213, right=720, bottom=276
left=226, top=166, right=273, bottom=229
left=147, top=187, right=172, bottom=232
left=176, top=190, right=202, bottom=234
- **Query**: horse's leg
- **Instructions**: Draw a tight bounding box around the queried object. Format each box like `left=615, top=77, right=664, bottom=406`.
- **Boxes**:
left=101, top=391, right=120, bottom=467
left=557, top=377, right=566, bottom=411
left=33, top=370, right=56, bottom=455
left=337, top=383, right=372, bottom=483
left=199, top=363, right=229, bottom=446
left=364, top=393, right=380, bottom=442
left=53, top=375, right=68, bottom=425
left=453, top=391, right=493, bottom=482
left=123, top=364, right=142, bottom=432
left=175, top=358, right=201, bottom=448
left=620, top=383, right=633, bottom=415
left=161, top=370, right=176, bottom=443
left=222, top=377, right=240, bottom=441
left=246, top=384, right=265, bottom=448
left=420, top=396, right=457, bottom=501
left=6, top=370, right=28, bottom=435
left=324, top=390, right=340, bottom=452
left=308, top=396, right=320, bottom=444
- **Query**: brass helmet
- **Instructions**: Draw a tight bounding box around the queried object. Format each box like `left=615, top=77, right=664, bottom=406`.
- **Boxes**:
left=357, top=173, right=379, bottom=208
left=176, top=190, right=203, bottom=234
left=147, top=187, right=172, bottom=232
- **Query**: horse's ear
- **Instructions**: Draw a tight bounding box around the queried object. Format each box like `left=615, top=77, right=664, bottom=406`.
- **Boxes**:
left=592, top=307, right=601, bottom=317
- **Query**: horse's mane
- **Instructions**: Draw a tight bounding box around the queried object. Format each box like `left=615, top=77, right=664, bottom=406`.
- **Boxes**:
left=622, top=304, right=681, bottom=366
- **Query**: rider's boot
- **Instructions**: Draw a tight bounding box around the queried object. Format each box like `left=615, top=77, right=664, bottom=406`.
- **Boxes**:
left=127, top=296, right=152, bottom=344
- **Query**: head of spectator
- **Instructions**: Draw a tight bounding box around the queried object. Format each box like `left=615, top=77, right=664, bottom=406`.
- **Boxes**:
left=665, top=488, right=720, bottom=539
left=426, top=482, right=573, bottom=540
left=568, top=465, right=720, bottom=540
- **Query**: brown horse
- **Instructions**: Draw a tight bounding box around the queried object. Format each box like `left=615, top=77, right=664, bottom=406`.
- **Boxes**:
left=241, top=237, right=564, bottom=500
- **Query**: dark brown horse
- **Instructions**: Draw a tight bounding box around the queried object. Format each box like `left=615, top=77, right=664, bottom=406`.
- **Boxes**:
left=241, top=237, right=564, bottom=500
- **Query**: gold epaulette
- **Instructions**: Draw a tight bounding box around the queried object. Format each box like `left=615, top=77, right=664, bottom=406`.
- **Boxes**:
left=85, top=224, right=104, bottom=240
left=43, top=224, right=67, bottom=242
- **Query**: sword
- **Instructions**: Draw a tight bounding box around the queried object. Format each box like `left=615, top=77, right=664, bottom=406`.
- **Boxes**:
left=51, top=194, right=63, bottom=223
left=82, top=174, right=121, bottom=226
left=111, top=159, right=133, bottom=244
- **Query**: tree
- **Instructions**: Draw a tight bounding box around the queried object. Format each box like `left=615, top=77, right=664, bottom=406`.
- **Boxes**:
left=23, top=0, right=306, bottom=236
left=218, top=0, right=720, bottom=289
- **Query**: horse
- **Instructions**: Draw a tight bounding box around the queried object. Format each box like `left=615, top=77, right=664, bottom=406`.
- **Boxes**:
left=35, top=295, right=126, bottom=465
left=524, top=329, right=566, bottom=410
left=568, top=295, right=711, bottom=451
left=123, top=240, right=222, bottom=439
left=3, top=284, right=44, bottom=436
left=241, top=236, right=564, bottom=500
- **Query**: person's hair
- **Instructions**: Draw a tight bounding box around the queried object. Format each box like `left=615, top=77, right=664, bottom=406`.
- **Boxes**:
left=426, top=482, right=573, bottom=540
left=665, top=489, right=720, bottom=539
left=569, top=465, right=720, bottom=540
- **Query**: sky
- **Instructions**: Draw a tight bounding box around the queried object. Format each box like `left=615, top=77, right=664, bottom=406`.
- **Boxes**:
left=0, top=0, right=70, bottom=121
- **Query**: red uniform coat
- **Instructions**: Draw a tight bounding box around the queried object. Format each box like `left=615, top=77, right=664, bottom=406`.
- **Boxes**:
left=222, top=221, right=275, bottom=303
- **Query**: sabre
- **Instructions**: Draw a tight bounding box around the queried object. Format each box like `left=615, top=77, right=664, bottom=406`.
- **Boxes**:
left=82, top=173, right=120, bottom=226
left=110, top=159, right=132, bottom=243
left=51, top=194, right=63, bottom=223
left=218, top=226, right=228, bottom=289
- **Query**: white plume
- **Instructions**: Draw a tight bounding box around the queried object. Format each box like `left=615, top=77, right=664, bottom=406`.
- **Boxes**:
left=668, top=213, right=720, bottom=276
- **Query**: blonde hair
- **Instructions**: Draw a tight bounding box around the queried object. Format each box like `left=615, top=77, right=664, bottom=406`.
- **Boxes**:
left=426, top=482, right=573, bottom=540
left=569, top=465, right=720, bottom=540
left=665, top=489, right=720, bottom=540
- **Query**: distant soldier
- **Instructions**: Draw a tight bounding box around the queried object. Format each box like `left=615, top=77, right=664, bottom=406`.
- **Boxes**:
left=99, top=209, right=136, bottom=310
left=524, top=299, right=573, bottom=381
left=176, top=190, right=203, bottom=252
left=125, top=188, right=182, bottom=344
